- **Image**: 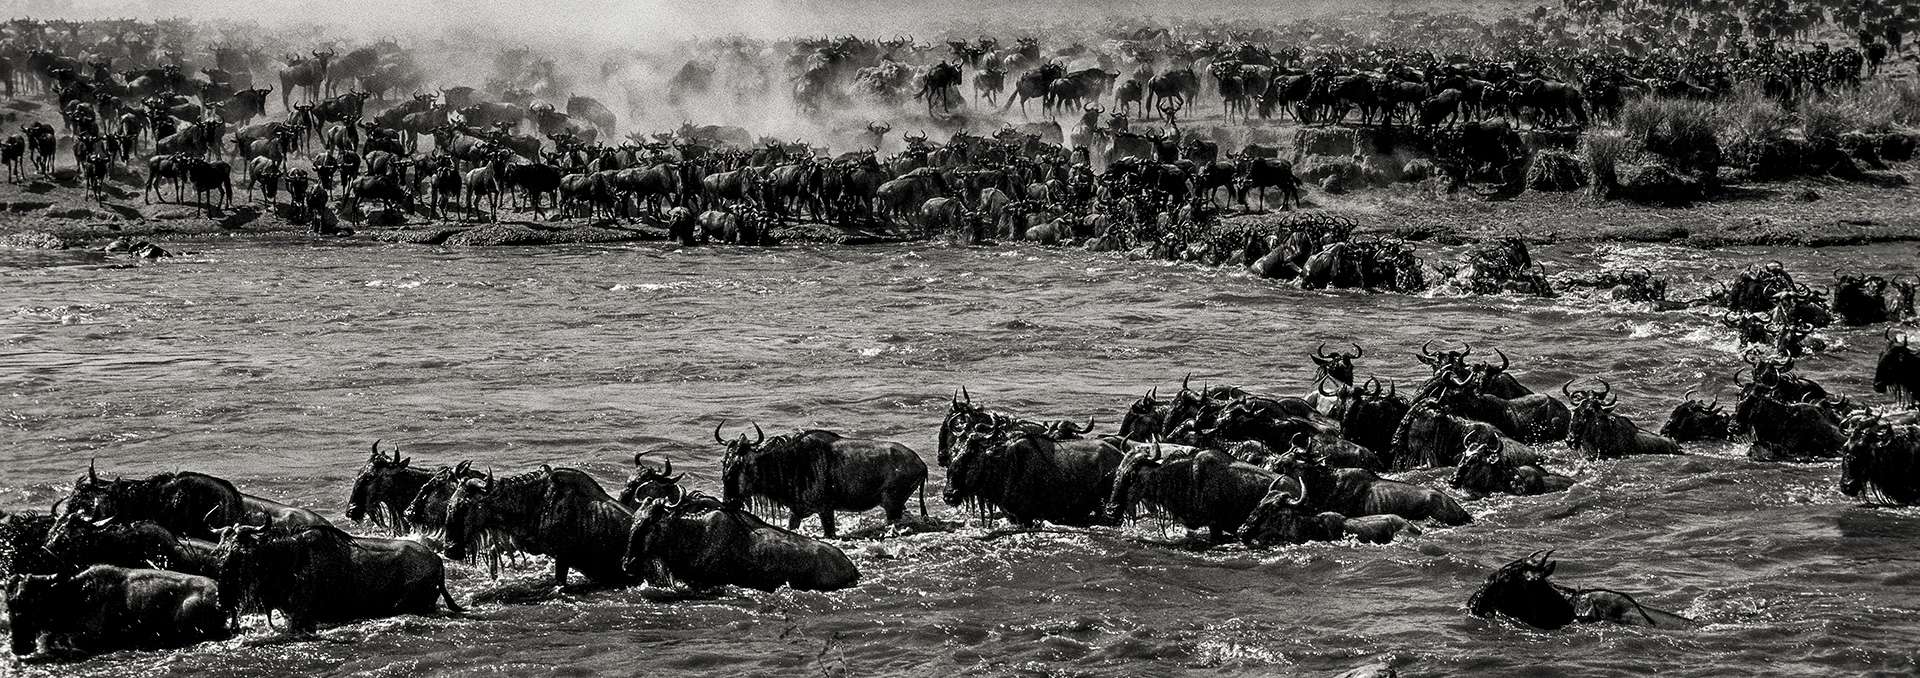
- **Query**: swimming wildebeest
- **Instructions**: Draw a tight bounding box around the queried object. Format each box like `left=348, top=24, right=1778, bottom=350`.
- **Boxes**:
left=716, top=422, right=928, bottom=538
left=1468, top=551, right=1696, bottom=630
left=61, top=464, right=327, bottom=539
left=622, top=487, right=859, bottom=592
left=8, top=565, right=232, bottom=658
left=215, top=523, right=461, bottom=633
left=442, top=466, right=635, bottom=586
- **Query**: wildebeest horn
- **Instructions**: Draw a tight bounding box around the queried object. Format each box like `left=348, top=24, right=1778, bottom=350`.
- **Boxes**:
left=1148, top=386, right=1158, bottom=400
left=1420, top=339, right=1434, bottom=356
left=1561, top=378, right=1575, bottom=399
left=713, top=420, right=727, bottom=444
left=753, top=422, right=765, bottom=444
left=1683, top=388, right=1697, bottom=403
left=1315, top=342, right=1332, bottom=358
left=1350, top=343, right=1363, bottom=359
left=455, top=460, right=471, bottom=475
left=1291, top=432, right=1309, bottom=451
left=1461, top=343, right=1473, bottom=357
left=1494, top=348, right=1509, bottom=372
left=962, top=385, right=972, bottom=404
left=1182, top=373, right=1193, bottom=391
left=662, top=457, right=674, bottom=479
left=88, top=458, right=98, bottom=483
left=633, top=451, right=648, bottom=467
left=1317, top=379, right=1340, bottom=397
left=665, top=482, right=687, bottom=508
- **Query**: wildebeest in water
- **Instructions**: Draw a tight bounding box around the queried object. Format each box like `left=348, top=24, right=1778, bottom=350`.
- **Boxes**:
left=1468, top=551, right=1696, bottom=630
left=622, top=486, right=858, bottom=592
left=441, top=465, right=636, bottom=586
left=8, top=565, right=232, bottom=658
left=717, top=422, right=928, bottom=538
left=214, top=523, right=461, bottom=633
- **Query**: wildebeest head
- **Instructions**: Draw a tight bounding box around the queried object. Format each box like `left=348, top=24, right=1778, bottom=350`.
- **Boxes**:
left=620, top=451, right=684, bottom=508
left=623, top=483, right=694, bottom=585
left=1468, top=550, right=1576, bottom=630
left=942, top=425, right=1014, bottom=508
left=440, top=471, right=504, bottom=562
left=1874, top=331, right=1917, bottom=406
left=1240, top=479, right=1336, bottom=547
left=402, top=460, right=477, bottom=533
left=1119, top=388, right=1165, bottom=442
left=1448, top=432, right=1512, bottom=498
left=1660, top=389, right=1733, bottom=442
left=1838, top=415, right=1920, bottom=503
left=1719, top=310, right=1772, bottom=346
left=1415, top=339, right=1473, bottom=373
left=0, top=511, right=58, bottom=580
left=61, top=460, right=130, bottom=524
left=714, top=420, right=767, bottom=507
left=1310, top=342, right=1363, bottom=386
left=347, top=440, right=412, bottom=526
left=6, top=571, right=63, bottom=656
left=1563, top=378, right=1621, bottom=451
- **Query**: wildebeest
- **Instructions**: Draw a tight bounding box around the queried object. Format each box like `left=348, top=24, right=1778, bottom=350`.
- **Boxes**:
left=622, top=487, right=859, bottom=592
left=1659, top=389, right=1735, bottom=442
left=1874, top=331, right=1918, bottom=407
left=1268, top=449, right=1472, bottom=525
left=1, top=134, right=25, bottom=182
left=1563, top=380, right=1682, bottom=459
left=40, top=513, right=223, bottom=577
left=215, top=524, right=460, bottom=633
left=1108, top=445, right=1296, bottom=543
left=442, top=466, right=634, bottom=586
left=7, top=565, right=231, bottom=658
left=1241, top=483, right=1421, bottom=546
left=1235, top=155, right=1300, bottom=211
left=1468, top=551, right=1695, bottom=630
left=716, top=423, right=927, bottom=538
left=1733, top=382, right=1846, bottom=462
left=61, top=465, right=251, bottom=539
left=1830, top=270, right=1892, bottom=326
left=400, top=461, right=485, bottom=535
left=1418, top=360, right=1570, bottom=444
left=944, top=427, right=1125, bottom=526
left=185, top=157, right=234, bottom=207
left=347, top=441, right=438, bottom=532
left=1448, top=437, right=1574, bottom=499
left=1840, top=414, right=1920, bottom=506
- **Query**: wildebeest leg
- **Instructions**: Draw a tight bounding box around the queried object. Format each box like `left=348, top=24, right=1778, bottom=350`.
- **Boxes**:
left=552, top=559, right=568, bottom=587
left=820, top=511, right=838, bottom=538
left=788, top=510, right=805, bottom=531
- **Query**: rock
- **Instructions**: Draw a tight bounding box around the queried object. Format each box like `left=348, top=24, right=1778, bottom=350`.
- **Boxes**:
left=1296, top=154, right=1363, bottom=185
left=1334, top=662, right=1398, bottom=678
left=147, top=205, right=202, bottom=220
left=1293, top=126, right=1356, bottom=159
left=41, top=206, right=96, bottom=219
left=1619, top=162, right=1702, bottom=206
left=365, top=209, right=408, bottom=227
left=1877, top=132, right=1917, bottom=162
left=1400, top=159, right=1436, bottom=182
left=1794, top=188, right=1821, bottom=202
left=1319, top=174, right=1350, bottom=195
left=441, top=223, right=548, bottom=246
left=0, top=231, right=67, bottom=249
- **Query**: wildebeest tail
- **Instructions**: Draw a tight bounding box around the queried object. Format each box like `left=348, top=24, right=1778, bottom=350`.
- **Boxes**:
left=440, top=581, right=465, bottom=613
left=918, top=477, right=928, bottom=518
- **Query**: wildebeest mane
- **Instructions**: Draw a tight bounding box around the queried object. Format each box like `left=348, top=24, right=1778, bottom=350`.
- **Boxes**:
left=217, top=524, right=354, bottom=620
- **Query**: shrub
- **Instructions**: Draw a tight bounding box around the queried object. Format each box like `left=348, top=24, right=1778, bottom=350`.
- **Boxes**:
left=1580, top=130, right=1635, bottom=197
left=1526, top=149, right=1587, bottom=191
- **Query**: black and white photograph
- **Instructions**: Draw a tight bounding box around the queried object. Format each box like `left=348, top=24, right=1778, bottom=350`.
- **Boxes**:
left=1, top=0, right=1918, bottom=675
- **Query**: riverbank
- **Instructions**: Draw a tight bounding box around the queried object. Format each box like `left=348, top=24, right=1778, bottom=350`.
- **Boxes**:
left=9, top=166, right=1917, bottom=252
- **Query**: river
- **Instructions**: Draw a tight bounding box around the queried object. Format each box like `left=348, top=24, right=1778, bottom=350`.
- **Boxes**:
left=2, top=238, right=1916, bottom=677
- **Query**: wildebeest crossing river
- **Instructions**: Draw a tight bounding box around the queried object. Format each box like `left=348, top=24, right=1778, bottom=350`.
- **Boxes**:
left=2, top=239, right=1917, bottom=676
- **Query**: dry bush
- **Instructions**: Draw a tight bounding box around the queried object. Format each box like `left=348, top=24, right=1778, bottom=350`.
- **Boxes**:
left=1580, top=130, right=1635, bottom=197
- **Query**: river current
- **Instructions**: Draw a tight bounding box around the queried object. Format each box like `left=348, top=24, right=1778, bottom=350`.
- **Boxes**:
left=2, top=238, right=1917, bottom=677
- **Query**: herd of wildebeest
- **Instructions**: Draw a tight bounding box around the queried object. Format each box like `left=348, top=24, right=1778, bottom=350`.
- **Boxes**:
left=0, top=5, right=1913, bottom=250
left=5, top=3, right=1920, bottom=667
left=1, top=254, right=1917, bottom=660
